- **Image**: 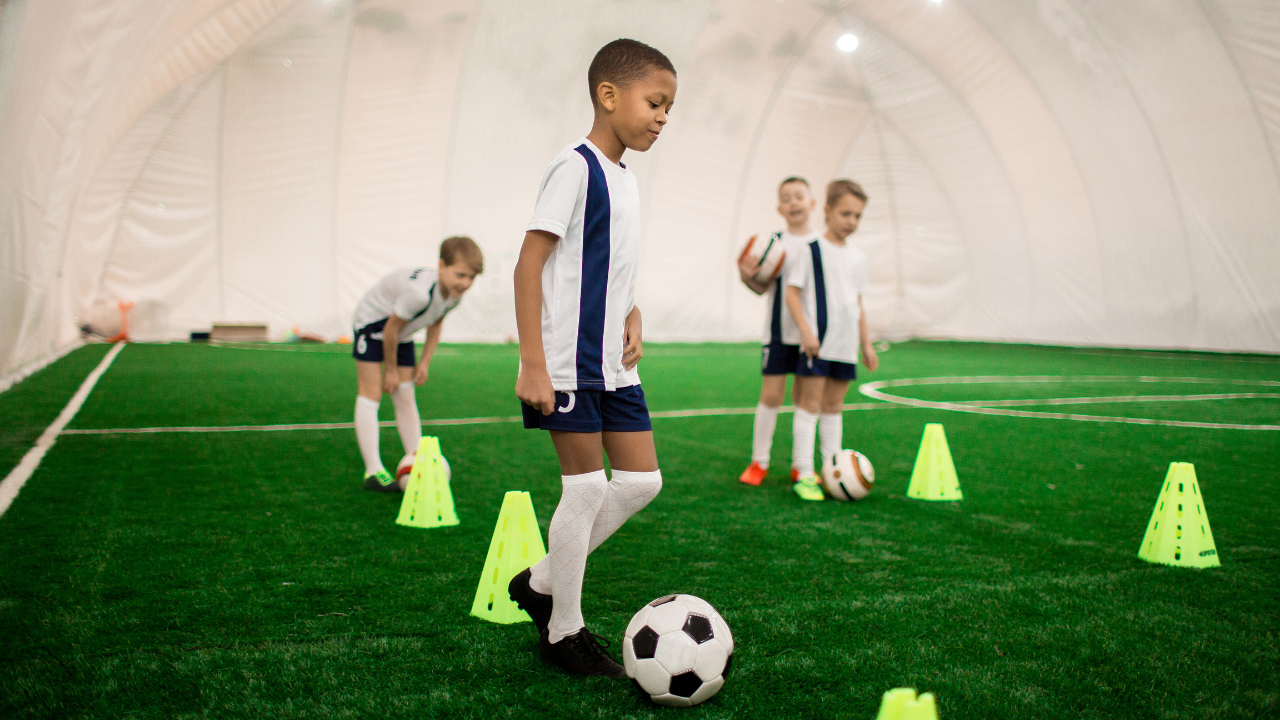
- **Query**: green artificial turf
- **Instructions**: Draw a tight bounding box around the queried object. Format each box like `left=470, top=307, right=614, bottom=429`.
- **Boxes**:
left=1, top=340, right=1277, bottom=719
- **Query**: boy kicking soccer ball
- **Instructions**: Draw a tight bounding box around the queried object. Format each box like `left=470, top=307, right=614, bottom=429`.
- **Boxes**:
left=737, top=176, right=820, bottom=486
left=785, top=180, right=879, bottom=501
left=350, top=236, right=483, bottom=491
left=508, top=38, right=675, bottom=677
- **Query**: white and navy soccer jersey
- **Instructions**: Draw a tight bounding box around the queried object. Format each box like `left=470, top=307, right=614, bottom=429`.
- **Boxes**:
left=527, top=138, right=641, bottom=392
left=786, top=236, right=870, bottom=365
left=760, top=229, right=819, bottom=347
left=352, top=266, right=459, bottom=342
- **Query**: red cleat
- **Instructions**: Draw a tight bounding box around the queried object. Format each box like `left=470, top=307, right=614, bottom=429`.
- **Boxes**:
left=738, top=462, right=767, bottom=486
left=790, top=468, right=800, bottom=483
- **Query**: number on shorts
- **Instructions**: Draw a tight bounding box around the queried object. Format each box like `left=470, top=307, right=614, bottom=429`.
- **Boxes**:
left=761, top=346, right=770, bottom=371
left=357, top=335, right=367, bottom=354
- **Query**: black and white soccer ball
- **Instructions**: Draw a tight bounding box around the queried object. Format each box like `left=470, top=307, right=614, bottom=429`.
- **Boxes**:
left=623, top=594, right=734, bottom=707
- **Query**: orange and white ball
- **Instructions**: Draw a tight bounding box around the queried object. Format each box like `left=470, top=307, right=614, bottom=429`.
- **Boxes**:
left=822, top=450, right=874, bottom=501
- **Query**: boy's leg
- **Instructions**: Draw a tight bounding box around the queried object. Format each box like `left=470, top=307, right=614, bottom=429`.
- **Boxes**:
left=589, top=430, right=661, bottom=553
left=818, top=378, right=852, bottom=468
left=751, top=375, right=787, bottom=469
left=390, top=365, right=420, bottom=455
left=791, top=374, right=823, bottom=476
left=354, top=361, right=386, bottom=476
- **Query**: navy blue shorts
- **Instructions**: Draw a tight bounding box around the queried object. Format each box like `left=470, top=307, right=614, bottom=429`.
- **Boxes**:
left=352, top=320, right=415, bottom=365
left=761, top=343, right=801, bottom=376
left=521, top=385, right=652, bottom=433
left=796, top=355, right=857, bottom=381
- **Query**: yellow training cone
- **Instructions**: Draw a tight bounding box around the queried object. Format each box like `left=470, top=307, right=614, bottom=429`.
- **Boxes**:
left=471, top=491, right=547, bottom=624
left=907, top=424, right=963, bottom=501
left=1138, top=462, right=1220, bottom=568
left=876, top=688, right=938, bottom=720
left=395, top=436, right=459, bottom=529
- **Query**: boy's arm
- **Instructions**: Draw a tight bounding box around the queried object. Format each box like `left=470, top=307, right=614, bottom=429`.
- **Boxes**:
left=382, top=313, right=409, bottom=394
left=858, top=296, right=878, bottom=371
left=514, top=230, right=559, bottom=415
left=413, top=320, right=444, bottom=385
left=786, top=286, right=820, bottom=358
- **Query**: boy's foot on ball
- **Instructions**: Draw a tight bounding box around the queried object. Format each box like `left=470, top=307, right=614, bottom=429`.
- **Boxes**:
left=363, top=469, right=400, bottom=492
left=738, top=461, right=767, bottom=486
left=793, top=473, right=825, bottom=501
left=540, top=628, right=626, bottom=677
left=508, top=568, right=552, bottom=633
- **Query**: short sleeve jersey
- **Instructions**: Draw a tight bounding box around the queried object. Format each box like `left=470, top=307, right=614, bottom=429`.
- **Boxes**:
left=760, top=229, right=820, bottom=346
left=785, top=236, right=870, bottom=364
left=352, top=266, right=460, bottom=337
left=527, top=138, right=641, bottom=392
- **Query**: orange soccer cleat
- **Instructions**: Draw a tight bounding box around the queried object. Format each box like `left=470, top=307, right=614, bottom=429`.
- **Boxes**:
left=790, top=468, right=800, bottom=483
left=738, top=461, right=768, bottom=486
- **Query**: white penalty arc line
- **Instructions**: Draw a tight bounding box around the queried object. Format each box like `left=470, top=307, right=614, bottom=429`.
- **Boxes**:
left=0, top=342, right=126, bottom=517
left=860, top=376, right=1280, bottom=431
left=58, top=402, right=904, bottom=436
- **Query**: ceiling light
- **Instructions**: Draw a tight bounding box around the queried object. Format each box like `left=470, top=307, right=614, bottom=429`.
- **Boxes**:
left=837, top=33, right=859, bottom=52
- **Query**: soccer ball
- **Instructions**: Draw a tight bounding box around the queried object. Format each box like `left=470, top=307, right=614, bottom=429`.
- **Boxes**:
left=395, top=452, right=451, bottom=489
left=739, top=234, right=787, bottom=284
left=623, top=594, right=734, bottom=707
left=822, top=450, right=874, bottom=501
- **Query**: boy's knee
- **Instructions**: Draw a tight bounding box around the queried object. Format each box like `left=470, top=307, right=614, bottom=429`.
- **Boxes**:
left=611, top=469, right=662, bottom=500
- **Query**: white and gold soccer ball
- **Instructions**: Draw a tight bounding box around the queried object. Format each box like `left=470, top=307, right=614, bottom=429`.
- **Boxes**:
left=822, top=450, right=875, bottom=501
left=738, top=234, right=787, bottom=284
left=395, top=452, right=450, bottom=489
left=623, top=594, right=735, bottom=707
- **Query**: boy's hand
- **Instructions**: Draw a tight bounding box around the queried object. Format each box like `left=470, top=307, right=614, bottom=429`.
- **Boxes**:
left=516, top=366, right=556, bottom=416
left=413, top=362, right=429, bottom=386
left=862, top=343, right=879, bottom=372
left=737, top=253, right=759, bottom=281
left=801, top=331, right=821, bottom=358
left=622, top=307, right=643, bottom=370
left=382, top=369, right=400, bottom=395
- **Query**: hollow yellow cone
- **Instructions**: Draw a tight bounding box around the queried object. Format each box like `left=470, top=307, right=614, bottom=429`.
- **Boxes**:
left=395, top=436, right=459, bottom=529
left=1138, top=462, right=1220, bottom=568
left=907, top=424, right=963, bottom=501
left=471, top=491, right=547, bottom=624
left=876, top=688, right=938, bottom=720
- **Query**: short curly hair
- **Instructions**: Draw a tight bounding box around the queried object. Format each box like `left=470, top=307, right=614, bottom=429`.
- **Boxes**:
left=587, top=39, right=676, bottom=108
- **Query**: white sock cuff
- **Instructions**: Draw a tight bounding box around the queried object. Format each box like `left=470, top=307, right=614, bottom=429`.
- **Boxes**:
left=395, top=381, right=414, bottom=392
left=562, top=469, right=608, bottom=486
left=819, top=412, right=841, bottom=422
left=609, top=469, right=662, bottom=485
left=756, top=402, right=779, bottom=416
left=795, top=408, right=819, bottom=423
left=356, top=395, right=380, bottom=409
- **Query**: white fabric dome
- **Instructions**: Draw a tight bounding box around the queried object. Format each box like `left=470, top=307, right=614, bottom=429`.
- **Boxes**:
left=2, top=0, right=1278, bottom=379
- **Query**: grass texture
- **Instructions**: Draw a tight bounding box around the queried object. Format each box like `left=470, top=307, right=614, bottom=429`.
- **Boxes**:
left=0, top=340, right=1277, bottom=719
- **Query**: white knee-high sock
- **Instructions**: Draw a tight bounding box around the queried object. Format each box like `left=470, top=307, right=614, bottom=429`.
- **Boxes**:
left=391, top=381, right=422, bottom=456
left=527, top=470, right=608, bottom=643
left=819, top=412, right=843, bottom=468
left=355, top=396, right=384, bottom=475
left=751, top=404, right=779, bottom=467
left=587, top=470, right=662, bottom=553
left=792, top=409, right=819, bottom=475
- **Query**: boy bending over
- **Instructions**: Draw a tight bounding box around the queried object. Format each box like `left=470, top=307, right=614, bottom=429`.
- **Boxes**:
left=509, top=39, right=676, bottom=676
left=351, top=236, right=483, bottom=491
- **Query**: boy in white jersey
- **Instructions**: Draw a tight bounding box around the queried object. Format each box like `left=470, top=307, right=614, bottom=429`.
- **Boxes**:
left=351, top=236, right=483, bottom=492
left=737, top=176, right=820, bottom=487
left=785, top=180, right=880, bottom=501
left=508, top=39, right=675, bottom=677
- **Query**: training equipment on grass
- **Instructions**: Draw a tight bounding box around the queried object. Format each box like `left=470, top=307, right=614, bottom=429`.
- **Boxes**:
left=623, top=594, right=734, bottom=707
left=395, top=436, right=458, bottom=528
left=395, top=451, right=447, bottom=489
left=738, top=233, right=786, bottom=284
left=1138, top=462, right=1219, bottom=569
left=907, top=424, right=963, bottom=501
left=876, top=688, right=938, bottom=720
left=470, top=491, right=546, bottom=624
left=822, top=450, right=874, bottom=500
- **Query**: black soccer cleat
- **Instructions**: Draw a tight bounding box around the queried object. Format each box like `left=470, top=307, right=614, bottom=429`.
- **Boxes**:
left=508, top=568, right=552, bottom=633
left=539, top=627, right=626, bottom=677
left=363, top=469, right=401, bottom=493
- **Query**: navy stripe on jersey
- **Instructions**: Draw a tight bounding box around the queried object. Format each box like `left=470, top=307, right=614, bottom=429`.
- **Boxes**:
left=809, top=240, right=828, bottom=343
left=409, top=282, right=436, bottom=322
left=769, top=277, right=785, bottom=344
left=573, top=145, right=611, bottom=389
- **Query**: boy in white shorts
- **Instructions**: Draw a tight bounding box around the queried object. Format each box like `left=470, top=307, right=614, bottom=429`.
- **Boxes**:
left=508, top=38, right=675, bottom=677
left=350, top=236, right=483, bottom=491
left=737, top=176, right=820, bottom=486
left=784, top=180, right=880, bottom=501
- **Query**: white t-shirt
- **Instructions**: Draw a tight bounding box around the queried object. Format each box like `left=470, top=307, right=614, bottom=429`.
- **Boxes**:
left=760, top=229, right=819, bottom=346
left=352, top=266, right=460, bottom=338
left=786, top=236, right=870, bottom=364
left=527, top=138, right=641, bottom=392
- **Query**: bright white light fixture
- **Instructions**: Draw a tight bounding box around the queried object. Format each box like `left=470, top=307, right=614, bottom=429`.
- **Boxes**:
left=837, top=33, right=859, bottom=52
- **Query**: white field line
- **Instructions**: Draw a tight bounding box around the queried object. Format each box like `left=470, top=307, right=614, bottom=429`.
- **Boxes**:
left=58, top=402, right=904, bottom=436
left=0, top=343, right=126, bottom=517
left=860, top=376, right=1280, bottom=431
